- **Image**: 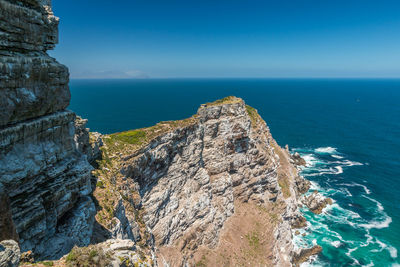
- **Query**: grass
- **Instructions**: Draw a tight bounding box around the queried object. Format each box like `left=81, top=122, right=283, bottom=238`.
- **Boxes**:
left=245, top=105, right=260, bottom=127
left=204, top=96, right=242, bottom=107
left=65, top=246, right=110, bottom=267
left=278, top=174, right=291, bottom=198
left=245, top=231, right=260, bottom=250
left=196, top=255, right=208, bottom=267
left=110, top=129, right=146, bottom=145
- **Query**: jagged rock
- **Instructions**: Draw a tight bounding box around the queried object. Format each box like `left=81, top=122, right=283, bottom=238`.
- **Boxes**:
left=93, top=97, right=311, bottom=266
left=293, top=245, right=322, bottom=266
left=0, top=0, right=94, bottom=260
left=0, top=240, right=20, bottom=267
left=0, top=0, right=70, bottom=127
left=75, top=116, right=103, bottom=164
left=295, top=175, right=311, bottom=195
left=302, top=191, right=333, bottom=214
left=0, top=111, right=94, bottom=259
left=290, top=152, right=307, bottom=167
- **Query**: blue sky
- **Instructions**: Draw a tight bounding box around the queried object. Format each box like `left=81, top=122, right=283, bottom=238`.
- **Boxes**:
left=51, top=0, right=400, bottom=78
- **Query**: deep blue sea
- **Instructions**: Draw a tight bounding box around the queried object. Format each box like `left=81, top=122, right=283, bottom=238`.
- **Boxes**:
left=69, top=78, right=400, bottom=266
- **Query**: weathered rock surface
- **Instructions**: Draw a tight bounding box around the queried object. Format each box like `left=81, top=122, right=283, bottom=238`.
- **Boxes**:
left=92, top=97, right=312, bottom=266
left=75, top=116, right=103, bottom=164
left=292, top=245, right=322, bottom=267
left=0, top=0, right=94, bottom=261
left=302, top=190, right=333, bottom=214
left=0, top=0, right=70, bottom=127
left=0, top=240, right=20, bottom=267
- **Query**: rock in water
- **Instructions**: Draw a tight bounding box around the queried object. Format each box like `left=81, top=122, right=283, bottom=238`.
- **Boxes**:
left=302, top=191, right=333, bottom=214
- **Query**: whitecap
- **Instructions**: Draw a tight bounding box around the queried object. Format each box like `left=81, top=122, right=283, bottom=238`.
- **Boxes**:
left=341, top=160, right=363, bottom=166
left=389, top=246, right=398, bottom=259
left=331, top=240, right=341, bottom=248
left=334, top=166, right=343, bottom=174
left=331, top=154, right=344, bottom=159
left=338, top=182, right=371, bottom=195
left=359, top=216, right=392, bottom=229
left=363, top=196, right=384, bottom=211
left=315, top=147, right=338, bottom=154
left=302, top=154, right=319, bottom=167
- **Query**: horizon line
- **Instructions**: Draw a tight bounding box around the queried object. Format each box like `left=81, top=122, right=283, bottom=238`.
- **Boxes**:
left=69, top=77, right=400, bottom=80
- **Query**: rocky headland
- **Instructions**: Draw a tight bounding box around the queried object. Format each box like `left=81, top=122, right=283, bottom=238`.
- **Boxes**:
left=0, top=1, right=331, bottom=266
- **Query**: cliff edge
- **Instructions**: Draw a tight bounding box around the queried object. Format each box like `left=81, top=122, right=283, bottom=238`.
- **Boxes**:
left=0, top=0, right=94, bottom=261
left=87, top=96, right=313, bottom=266
left=0, top=1, right=322, bottom=266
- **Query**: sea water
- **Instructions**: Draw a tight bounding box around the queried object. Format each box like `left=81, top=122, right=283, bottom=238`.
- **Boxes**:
left=69, top=78, right=400, bottom=266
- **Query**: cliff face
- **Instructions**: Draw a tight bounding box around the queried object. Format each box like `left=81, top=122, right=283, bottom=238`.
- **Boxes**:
left=0, top=1, right=317, bottom=266
left=0, top=0, right=94, bottom=260
left=92, top=97, right=309, bottom=266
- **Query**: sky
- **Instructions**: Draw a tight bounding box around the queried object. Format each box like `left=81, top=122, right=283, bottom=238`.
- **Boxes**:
left=50, top=0, right=400, bottom=79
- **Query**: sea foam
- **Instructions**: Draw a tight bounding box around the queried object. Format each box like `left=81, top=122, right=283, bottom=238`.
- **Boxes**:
left=315, top=147, right=337, bottom=154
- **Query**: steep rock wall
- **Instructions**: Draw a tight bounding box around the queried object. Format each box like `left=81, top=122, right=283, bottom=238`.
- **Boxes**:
left=0, top=0, right=94, bottom=261
left=93, top=97, right=309, bottom=266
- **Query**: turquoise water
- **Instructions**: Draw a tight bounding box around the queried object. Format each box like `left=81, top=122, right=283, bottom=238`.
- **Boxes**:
left=69, top=78, right=400, bottom=266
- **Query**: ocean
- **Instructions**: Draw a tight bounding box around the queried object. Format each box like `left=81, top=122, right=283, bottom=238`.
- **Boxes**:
left=69, top=78, right=400, bottom=266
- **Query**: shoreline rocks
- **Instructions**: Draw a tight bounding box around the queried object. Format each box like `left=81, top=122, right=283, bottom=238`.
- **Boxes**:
left=302, top=191, right=333, bottom=214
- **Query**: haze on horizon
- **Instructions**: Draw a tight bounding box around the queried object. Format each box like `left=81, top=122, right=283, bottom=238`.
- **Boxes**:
left=51, top=0, right=400, bottom=79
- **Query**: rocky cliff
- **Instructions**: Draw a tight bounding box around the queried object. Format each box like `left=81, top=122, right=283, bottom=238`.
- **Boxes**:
left=88, top=96, right=313, bottom=266
left=0, top=1, right=323, bottom=266
left=0, top=0, right=94, bottom=261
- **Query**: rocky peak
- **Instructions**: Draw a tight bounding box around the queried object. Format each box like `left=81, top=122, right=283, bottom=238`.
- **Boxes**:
left=89, top=96, right=312, bottom=266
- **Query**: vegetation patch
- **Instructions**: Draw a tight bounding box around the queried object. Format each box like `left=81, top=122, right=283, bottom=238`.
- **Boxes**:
left=245, top=105, right=261, bottom=127
left=278, top=173, right=291, bottom=198
left=196, top=255, right=208, bottom=267
left=65, top=245, right=110, bottom=267
left=205, top=96, right=242, bottom=107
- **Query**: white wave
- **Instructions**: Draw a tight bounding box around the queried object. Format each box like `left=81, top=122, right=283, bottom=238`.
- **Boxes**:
left=341, top=160, right=363, bottom=166
left=302, top=154, right=319, bottom=167
left=346, top=247, right=358, bottom=257
left=363, top=195, right=384, bottom=211
left=373, top=239, right=398, bottom=259
left=331, top=240, right=341, bottom=248
left=365, top=262, right=375, bottom=267
left=338, top=182, right=371, bottom=195
left=334, top=166, right=343, bottom=174
left=315, top=147, right=338, bottom=154
left=392, top=263, right=400, bottom=267
left=359, top=216, right=392, bottom=229
left=389, top=246, right=398, bottom=259
left=331, top=154, right=344, bottom=159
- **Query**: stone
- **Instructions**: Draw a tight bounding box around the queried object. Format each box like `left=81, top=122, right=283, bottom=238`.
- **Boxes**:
left=0, top=0, right=94, bottom=260
left=0, top=240, right=20, bottom=267
left=93, top=97, right=312, bottom=266
left=293, top=245, right=322, bottom=266
left=302, top=191, right=332, bottom=214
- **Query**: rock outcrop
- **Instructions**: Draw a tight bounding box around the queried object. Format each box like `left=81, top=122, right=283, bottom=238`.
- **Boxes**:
left=302, top=191, right=333, bottom=214
left=0, top=0, right=94, bottom=261
left=0, top=240, right=20, bottom=267
left=91, top=96, right=311, bottom=266
left=0, top=0, right=317, bottom=265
